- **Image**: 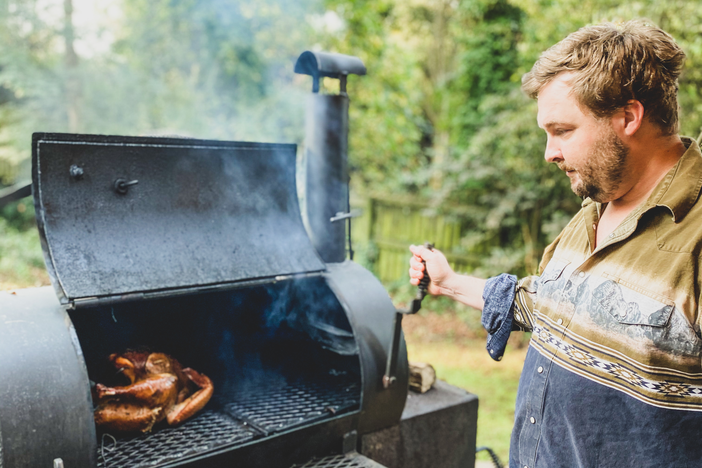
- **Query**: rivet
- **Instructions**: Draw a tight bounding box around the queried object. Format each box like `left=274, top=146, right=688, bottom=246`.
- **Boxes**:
left=69, top=165, right=84, bottom=180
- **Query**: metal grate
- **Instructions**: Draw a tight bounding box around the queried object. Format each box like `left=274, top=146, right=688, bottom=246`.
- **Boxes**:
left=97, top=410, right=255, bottom=468
left=290, top=453, right=387, bottom=468
left=96, top=370, right=360, bottom=468
left=223, top=373, right=360, bottom=435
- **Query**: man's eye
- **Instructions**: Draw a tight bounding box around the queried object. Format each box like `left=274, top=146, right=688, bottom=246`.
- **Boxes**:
left=554, top=129, right=571, bottom=136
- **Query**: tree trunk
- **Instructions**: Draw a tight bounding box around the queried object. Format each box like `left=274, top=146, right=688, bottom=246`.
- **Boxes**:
left=64, top=0, right=81, bottom=132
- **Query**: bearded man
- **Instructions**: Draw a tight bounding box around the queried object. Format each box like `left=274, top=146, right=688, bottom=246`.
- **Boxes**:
left=409, top=20, right=702, bottom=467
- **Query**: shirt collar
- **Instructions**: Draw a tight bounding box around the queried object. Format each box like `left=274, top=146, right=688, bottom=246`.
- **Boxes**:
left=646, top=137, right=702, bottom=222
left=581, top=137, right=702, bottom=223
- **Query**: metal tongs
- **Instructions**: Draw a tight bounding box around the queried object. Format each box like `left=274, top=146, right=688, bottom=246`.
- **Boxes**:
left=383, top=242, right=434, bottom=389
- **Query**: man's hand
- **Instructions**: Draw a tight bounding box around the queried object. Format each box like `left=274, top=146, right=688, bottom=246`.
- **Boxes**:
left=408, top=244, right=487, bottom=310
left=408, top=244, right=455, bottom=296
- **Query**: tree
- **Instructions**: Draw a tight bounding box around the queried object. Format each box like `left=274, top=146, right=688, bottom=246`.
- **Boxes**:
left=324, top=0, right=702, bottom=277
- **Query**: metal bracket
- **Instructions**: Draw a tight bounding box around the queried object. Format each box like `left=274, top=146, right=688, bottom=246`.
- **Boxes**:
left=330, top=209, right=362, bottom=223
left=343, top=430, right=358, bottom=454
left=0, top=181, right=31, bottom=208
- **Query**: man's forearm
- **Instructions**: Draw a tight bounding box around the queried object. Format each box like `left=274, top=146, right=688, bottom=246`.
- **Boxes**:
left=436, top=273, right=487, bottom=310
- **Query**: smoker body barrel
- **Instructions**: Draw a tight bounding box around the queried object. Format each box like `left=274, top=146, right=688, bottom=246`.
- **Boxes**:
left=304, top=94, right=350, bottom=263
left=0, top=287, right=96, bottom=468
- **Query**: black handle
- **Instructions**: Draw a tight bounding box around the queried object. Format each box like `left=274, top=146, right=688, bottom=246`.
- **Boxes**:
left=410, top=242, right=434, bottom=314
left=383, top=242, right=435, bottom=388
left=114, top=178, right=139, bottom=195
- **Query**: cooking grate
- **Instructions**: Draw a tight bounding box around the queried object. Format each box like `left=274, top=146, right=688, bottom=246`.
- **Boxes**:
left=96, top=370, right=360, bottom=468
left=290, top=453, right=386, bottom=468
left=97, top=410, right=255, bottom=468
left=223, top=372, right=360, bottom=435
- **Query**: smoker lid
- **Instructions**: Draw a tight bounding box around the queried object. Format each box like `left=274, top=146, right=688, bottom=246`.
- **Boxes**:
left=32, top=133, right=325, bottom=305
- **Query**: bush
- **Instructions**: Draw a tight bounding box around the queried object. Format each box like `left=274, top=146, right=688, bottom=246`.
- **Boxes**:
left=0, top=200, right=48, bottom=288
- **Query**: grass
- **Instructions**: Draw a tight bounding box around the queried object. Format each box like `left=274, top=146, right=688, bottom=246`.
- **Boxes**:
left=403, top=305, right=527, bottom=465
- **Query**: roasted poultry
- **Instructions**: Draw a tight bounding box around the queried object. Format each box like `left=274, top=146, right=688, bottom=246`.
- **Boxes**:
left=93, top=351, right=213, bottom=433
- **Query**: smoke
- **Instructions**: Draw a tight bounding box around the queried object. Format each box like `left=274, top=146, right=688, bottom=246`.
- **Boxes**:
left=0, top=0, right=330, bottom=182
left=263, top=277, right=359, bottom=356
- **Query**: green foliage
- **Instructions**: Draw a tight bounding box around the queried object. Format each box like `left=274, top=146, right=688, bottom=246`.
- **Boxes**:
left=326, top=0, right=702, bottom=278
left=440, top=90, right=581, bottom=276
left=3, top=0, right=702, bottom=285
left=0, top=201, right=46, bottom=287
left=1, top=198, right=36, bottom=230
left=0, top=0, right=324, bottom=159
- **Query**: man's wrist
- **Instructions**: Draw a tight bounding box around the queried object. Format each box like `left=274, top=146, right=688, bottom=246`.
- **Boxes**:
left=436, top=272, right=486, bottom=310
left=437, top=272, right=463, bottom=299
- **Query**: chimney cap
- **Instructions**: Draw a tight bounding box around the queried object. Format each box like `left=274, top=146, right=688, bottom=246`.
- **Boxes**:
left=294, top=51, right=366, bottom=79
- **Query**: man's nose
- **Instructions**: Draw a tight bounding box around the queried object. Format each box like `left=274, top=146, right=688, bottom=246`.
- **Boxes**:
left=544, top=137, right=563, bottom=163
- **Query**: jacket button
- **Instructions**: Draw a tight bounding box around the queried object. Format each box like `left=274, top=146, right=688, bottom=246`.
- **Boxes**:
left=537, top=366, right=544, bottom=374
left=530, top=417, right=536, bottom=424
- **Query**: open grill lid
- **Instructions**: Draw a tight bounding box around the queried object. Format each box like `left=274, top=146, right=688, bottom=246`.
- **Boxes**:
left=32, top=133, right=325, bottom=306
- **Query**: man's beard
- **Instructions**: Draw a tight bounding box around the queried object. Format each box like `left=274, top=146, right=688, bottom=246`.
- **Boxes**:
left=559, top=128, right=629, bottom=202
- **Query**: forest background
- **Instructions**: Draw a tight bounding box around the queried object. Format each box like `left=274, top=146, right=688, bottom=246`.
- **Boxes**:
left=2, top=0, right=702, bottom=464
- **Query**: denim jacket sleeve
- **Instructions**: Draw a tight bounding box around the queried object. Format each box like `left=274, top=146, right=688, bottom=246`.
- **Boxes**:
left=481, top=273, right=540, bottom=361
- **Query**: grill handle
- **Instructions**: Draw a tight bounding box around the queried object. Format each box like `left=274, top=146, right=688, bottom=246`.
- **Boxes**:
left=383, top=242, right=434, bottom=389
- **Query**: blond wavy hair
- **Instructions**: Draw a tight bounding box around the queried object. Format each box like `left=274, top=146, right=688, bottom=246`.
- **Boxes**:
left=522, top=20, right=686, bottom=135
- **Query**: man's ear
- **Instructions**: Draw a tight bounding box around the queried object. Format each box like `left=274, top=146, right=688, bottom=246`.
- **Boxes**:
left=620, top=100, right=645, bottom=136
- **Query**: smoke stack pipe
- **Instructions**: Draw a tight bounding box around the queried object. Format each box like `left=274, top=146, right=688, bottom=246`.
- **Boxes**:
left=295, top=51, right=366, bottom=263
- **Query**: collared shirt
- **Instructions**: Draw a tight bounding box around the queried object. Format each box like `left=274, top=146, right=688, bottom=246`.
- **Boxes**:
left=482, top=137, right=702, bottom=468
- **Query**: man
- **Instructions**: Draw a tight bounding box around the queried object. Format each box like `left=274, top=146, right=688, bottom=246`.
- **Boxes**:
left=409, top=20, right=702, bottom=467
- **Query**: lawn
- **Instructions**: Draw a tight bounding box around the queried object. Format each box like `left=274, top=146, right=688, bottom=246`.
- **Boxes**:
left=403, top=306, right=528, bottom=465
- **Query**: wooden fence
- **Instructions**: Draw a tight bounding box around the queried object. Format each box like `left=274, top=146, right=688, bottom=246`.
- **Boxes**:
left=351, top=194, right=479, bottom=284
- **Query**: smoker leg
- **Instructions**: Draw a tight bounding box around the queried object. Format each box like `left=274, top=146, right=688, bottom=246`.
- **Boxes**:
left=360, top=380, right=478, bottom=468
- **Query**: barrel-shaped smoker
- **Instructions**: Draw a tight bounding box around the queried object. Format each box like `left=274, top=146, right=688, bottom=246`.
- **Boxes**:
left=0, top=52, right=479, bottom=468
left=0, top=132, right=408, bottom=468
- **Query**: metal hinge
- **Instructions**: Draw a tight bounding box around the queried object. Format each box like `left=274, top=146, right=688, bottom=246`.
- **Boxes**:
left=70, top=292, right=146, bottom=310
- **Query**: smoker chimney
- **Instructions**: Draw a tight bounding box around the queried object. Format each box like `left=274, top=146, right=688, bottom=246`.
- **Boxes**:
left=295, top=51, right=366, bottom=263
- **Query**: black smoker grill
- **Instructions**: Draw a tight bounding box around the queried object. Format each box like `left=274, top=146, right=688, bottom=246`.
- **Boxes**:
left=0, top=52, right=477, bottom=468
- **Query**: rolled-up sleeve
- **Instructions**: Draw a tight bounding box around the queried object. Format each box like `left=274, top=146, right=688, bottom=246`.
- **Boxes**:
left=481, top=273, right=539, bottom=361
